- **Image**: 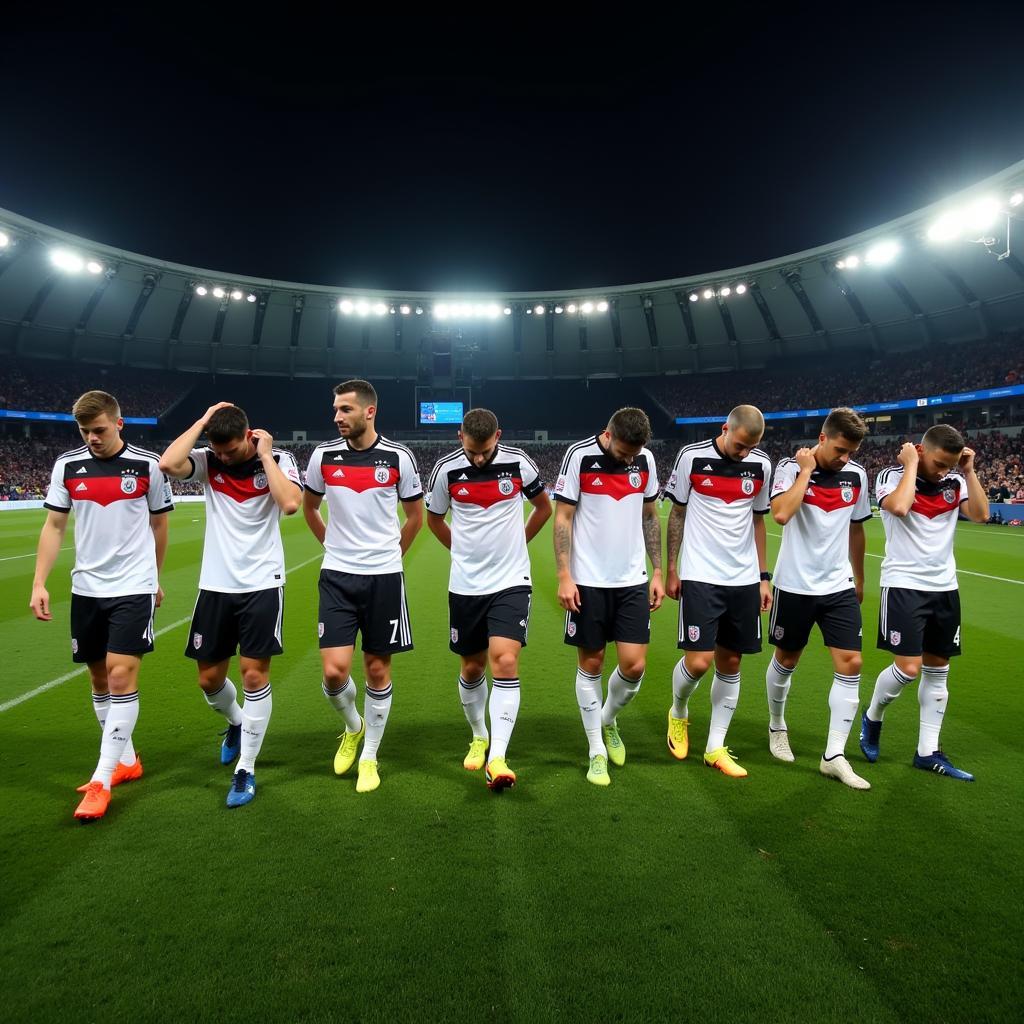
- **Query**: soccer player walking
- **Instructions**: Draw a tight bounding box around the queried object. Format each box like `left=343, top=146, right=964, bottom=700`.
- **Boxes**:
left=765, top=408, right=873, bottom=789
left=303, top=380, right=423, bottom=793
left=665, top=405, right=772, bottom=778
left=160, top=403, right=302, bottom=807
left=860, top=426, right=989, bottom=780
left=426, top=409, right=551, bottom=790
left=553, top=408, right=663, bottom=786
left=30, top=391, right=173, bottom=821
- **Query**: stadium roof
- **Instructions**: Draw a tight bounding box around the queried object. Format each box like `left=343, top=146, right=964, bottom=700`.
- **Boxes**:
left=2, top=159, right=1024, bottom=380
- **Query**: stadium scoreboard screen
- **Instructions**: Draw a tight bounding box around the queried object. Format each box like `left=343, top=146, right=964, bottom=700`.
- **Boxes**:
left=419, top=402, right=463, bottom=425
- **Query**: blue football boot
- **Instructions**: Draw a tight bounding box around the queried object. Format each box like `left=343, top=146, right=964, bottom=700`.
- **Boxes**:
left=912, top=750, right=975, bottom=782
left=220, top=723, right=242, bottom=765
left=226, top=769, right=257, bottom=807
left=859, top=710, right=882, bottom=763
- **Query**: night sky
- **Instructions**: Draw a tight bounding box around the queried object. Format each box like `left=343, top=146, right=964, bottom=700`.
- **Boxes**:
left=2, top=11, right=1023, bottom=293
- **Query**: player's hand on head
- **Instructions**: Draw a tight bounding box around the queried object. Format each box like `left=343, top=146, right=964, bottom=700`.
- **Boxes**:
left=29, top=584, right=51, bottom=621
left=202, top=401, right=234, bottom=425
left=795, top=447, right=815, bottom=472
left=898, top=442, right=919, bottom=467
left=959, top=446, right=976, bottom=472
left=251, top=429, right=274, bottom=457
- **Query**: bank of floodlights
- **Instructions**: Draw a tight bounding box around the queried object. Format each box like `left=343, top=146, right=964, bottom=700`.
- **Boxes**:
left=50, top=248, right=105, bottom=275
left=923, top=188, right=1024, bottom=260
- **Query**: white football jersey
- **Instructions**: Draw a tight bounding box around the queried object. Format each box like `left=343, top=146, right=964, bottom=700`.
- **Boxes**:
left=426, top=445, right=544, bottom=595
left=771, top=458, right=872, bottom=595
left=44, top=442, right=174, bottom=597
left=876, top=465, right=966, bottom=591
left=665, top=438, right=772, bottom=586
left=304, top=435, right=422, bottom=575
left=187, top=447, right=302, bottom=593
left=552, top=436, right=659, bottom=588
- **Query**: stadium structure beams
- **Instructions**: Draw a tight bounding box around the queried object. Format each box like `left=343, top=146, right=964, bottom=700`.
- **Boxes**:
left=14, top=274, right=58, bottom=356
left=882, top=271, right=934, bottom=346
left=821, top=261, right=881, bottom=352
left=929, top=256, right=990, bottom=339
left=75, top=266, right=117, bottom=336
left=747, top=281, right=783, bottom=360
left=782, top=269, right=831, bottom=352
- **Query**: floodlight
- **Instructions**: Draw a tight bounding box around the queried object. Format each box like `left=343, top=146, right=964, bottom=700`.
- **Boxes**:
left=720, top=286, right=731, bottom=297
left=534, top=304, right=545, bottom=315
left=212, top=287, right=226, bottom=299
left=231, top=289, right=243, bottom=301
left=339, top=299, right=354, bottom=314
left=373, top=302, right=387, bottom=316
left=486, top=303, right=501, bottom=318
left=597, top=300, right=609, bottom=312
left=567, top=303, right=578, bottom=313
left=86, top=260, right=103, bottom=274
left=554, top=305, right=564, bottom=314
left=703, top=288, right=714, bottom=299
left=196, top=285, right=208, bottom=296
left=865, top=240, right=899, bottom=265
left=688, top=293, right=698, bottom=302
left=0, top=231, right=9, bottom=248
left=503, top=306, right=512, bottom=315
left=735, top=283, right=747, bottom=294
left=581, top=301, right=594, bottom=314
left=927, top=211, right=964, bottom=243
left=845, top=255, right=860, bottom=269
left=400, top=304, right=411, bottom=315
left=434, top=303, right=449, bottom=319
left=50, top=249, right=84, bottom=273
left=247, top=293, right=257, bottom=303
left=355, top=300, right=371, bottom=316
left=1011, top=192, right=1023, bottom=208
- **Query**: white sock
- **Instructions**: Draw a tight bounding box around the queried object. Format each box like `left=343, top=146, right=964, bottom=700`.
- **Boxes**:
left=825, top=672, right=861, bottom=759
left=671, top=659, right=702, bottom=719
left=91, top=691, right=139, bottom=787
left=92, top=692, right=136, bottom=766
left=323, top=678, right=362, bottom=733
left=459, top=673, right=488, bottom=738
left=867, top=664, right=913, bottom=721
left=488, top=677, right=520, bottom=760
left=706, top=670, right=741, bottom=752
left=575, top=668, right=606, bottom=758
left=237, top=683, right=272, bottom=774
left=602, top=667, right=643, bottom=726
left=918, top=665, right=950, bottom=757
left=362, top=683, right=392, bottom=761
left=205, top=678, right=243, bottom=728
left=765, top=657, right=795, bottom=731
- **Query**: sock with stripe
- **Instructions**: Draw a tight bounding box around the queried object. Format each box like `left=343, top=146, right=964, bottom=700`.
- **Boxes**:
left=92, top=691, right=137, bottom=766
left=575, top=668, right=606, bottom=758
left=323, top=679, right=362, bottom=733
left=765, top=657, right=795, bottom=731
left=237, top=683, right=272, bottom=774
left=91, top=691, right=140, bottom=788
left=459, top=674, right=488, bottom=739
left=488, top=677, right=520, bottom=760
left=825, top=672, right=861, bottom=758
left=671, top=659, right=702, bottom=719
left=867, top=664, right=913, bottom=722
left=917, top=665, right=950, bottom=756
left=362, top=683, right=393, bottom=760
left=602, top=667, right=643, bottom=726
left=706, top=670, right=741, bottom=752
left=204, top=678, right=244, bottom=728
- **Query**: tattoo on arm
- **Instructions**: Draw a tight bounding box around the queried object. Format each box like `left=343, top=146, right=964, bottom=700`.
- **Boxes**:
left=553, top=519, right=573, bottom=571
left=666, top=505, right=685, bottom=568
left=642, top=507, right=662, bottom=570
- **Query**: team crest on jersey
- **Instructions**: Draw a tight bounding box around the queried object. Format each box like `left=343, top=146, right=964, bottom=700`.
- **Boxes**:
left=374, top=465, right=391, bottom=484
left=318, top=622, right=325, bottom=638
left=498, top=477, right=515, bottom=496
left=889, top=630, right=901, bottom=646
left=254, top=472, right=268, bottom=489
left=741, top=478, right=755, bottom=496
left=71, top=638, right=78, bottom=654
left=192, top=632, right=203, bottom=650
left=121, top=475, right=138, bottom=495
left=629, top=471, right=642, bottom=489
left=566, top=621, right=577, bottom=638
left=841, top=486, right=853, bottom=503
left=688, top=625, right=700, bottom=642
left=450, top=628, right=459, bottom=643
left=773, top=626, right=785, bottom=640
left=942, top=488, right=956, bottom=504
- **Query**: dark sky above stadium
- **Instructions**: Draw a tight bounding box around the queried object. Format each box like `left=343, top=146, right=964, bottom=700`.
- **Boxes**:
left=2, top=11, right=1023, bottom=293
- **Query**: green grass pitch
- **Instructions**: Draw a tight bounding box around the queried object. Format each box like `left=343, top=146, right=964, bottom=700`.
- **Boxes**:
left=0, top=503, right=1021, bottom=1024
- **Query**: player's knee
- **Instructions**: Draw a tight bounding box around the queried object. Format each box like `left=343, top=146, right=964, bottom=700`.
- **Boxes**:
left=715, top=654, right=741, bottom=676
left=840, top=652, right=863, bottom=675
left=775, top=651, right=800, bottom=671
left=619, top=658, right=645, bottom=680
left=106, top=663, right=137, bottom=694
left=322, top=661, right=351, bottom=687
left=241, top=666, right=268, bottom=691
left=490, top=652, right=519, bottom=678
left=578, top=654, right=604, bottom=675
left=364, top=657, right=391, bottom=687
left=895, top=659, right=921, bottom=680
left=687, top=653, right=713, bottom=676
left=462, top=657, right=487, bottom=681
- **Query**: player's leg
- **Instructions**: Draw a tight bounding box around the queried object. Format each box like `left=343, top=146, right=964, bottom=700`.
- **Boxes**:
left=565, top=584, right=611, bottom=783
left=450, top=590, right=490, bottom=767
left=76, top=659, right=140, bottom=792
left=485, top=635, right=523, bottom=789
left=818, top=645, right=870, bottom=789
left=601, top=584, right=649, bottom=766
left=357, top=652, right=393, bottom=792
left=669, top=581, right=722, bottom=759
left=764, top=588, right=812, bottom=761
left=318, top=570, right=363, bottom=772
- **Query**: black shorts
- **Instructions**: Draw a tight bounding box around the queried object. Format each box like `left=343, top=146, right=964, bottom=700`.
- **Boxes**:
left=70, top=593, right=156, bottom=664
left=678, top=580, right=762, bottom=654
left=877, top=586, right=961, bottom=658
left=564, top=583, right=650, bottom=649
left=318, top=569, right=413, bottom=655
left=449, top=586, right=531, bottom=655
left=185, top=588, right=284, bottom=663
left=769, top=587, right=862, bottom=652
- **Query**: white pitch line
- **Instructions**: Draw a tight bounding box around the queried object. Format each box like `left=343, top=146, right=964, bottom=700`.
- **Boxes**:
left=0, top=546, right=73, bottom=563
left=0, top=552, right=324, bottom=714
left=765, top=531, right=1023, bottom=586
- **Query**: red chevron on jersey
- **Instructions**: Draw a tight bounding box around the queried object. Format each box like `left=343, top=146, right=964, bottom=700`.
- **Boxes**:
left=689, top=473, right=762, bottom=504
left=911, top=489, right=961, bottom=520
left=208, top=471, right=269, bottom=503
left=803, top=484, right=860, bottom=514
left=450, top=477, right=523, bottom=509
left=324, top=464, right=399, bottom=492
left=70, top=474, right=151, bottom=507
left=580, top=470, right=649, bottom=500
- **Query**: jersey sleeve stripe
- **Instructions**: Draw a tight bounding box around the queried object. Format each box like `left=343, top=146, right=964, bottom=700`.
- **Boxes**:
left=427, top=448, right=465, bottom=490
left=56, top=445, right=90, bottom=461
left=558, top=437, right=596, bottom=476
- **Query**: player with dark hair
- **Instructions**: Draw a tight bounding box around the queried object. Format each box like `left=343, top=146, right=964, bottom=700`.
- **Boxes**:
left=860, top=424, right=989, bottom=780
left=426, top=408, right=551, bottom=790
left=765, top=407, right=873, bottom=789
left=553, top=407, right=663, bottom=786
left=31, top=390, right=173, bottom=821
left=304, top=379, right=423, bottom=793
left=160, top=402, right=302, bottom=807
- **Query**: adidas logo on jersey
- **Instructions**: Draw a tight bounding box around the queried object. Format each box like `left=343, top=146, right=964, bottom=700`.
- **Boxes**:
left=214, top=474, right=225, bottom=483
left=75, top=482, right=87, bottom=492
left=591, top=461, right=602, bottom=469
left=332, top=469, right=345, bottom=478
left=701, top=478, right=713, bottom=487
left=76, top=466, right=88, bottom=474
left=458, top=473, right=468, bottom=480
left=333, top=455, right=345, bottom=461
left=703, top=464, right=713, bottom=470
left=592, top=477, right=603, bottom=485
left=457, top=487, right=469, bottom=495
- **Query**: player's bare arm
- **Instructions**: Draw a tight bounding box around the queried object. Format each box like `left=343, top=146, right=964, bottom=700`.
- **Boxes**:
left=524, top=491, right=553, bottom=543
left=159, top=401, right=236, bottom=478
left=251, top=429, right=301, bottom=515
left=302, top=488, right=327, bottom=545
left=553, top=501, right=580, bottom=612
left=771, top=447, right=815, bottom=525
left=883, top=442, right=920, bottom=517
left=665, top=503, right=685, bottom=600
left=642, top=502, right=665, bottom=611
left=399, top=498, right=424, bottom=555
left=29, top=509, right=69, bottom=621
left=150, top=512, right=168, bottom=607
left=849, top=520, right=866, bottom=604
left=958, top=447, right=990, bottom=523
left=427, top=510, right=452, bottom=550
left=753, top=513, right=773, bottom=612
